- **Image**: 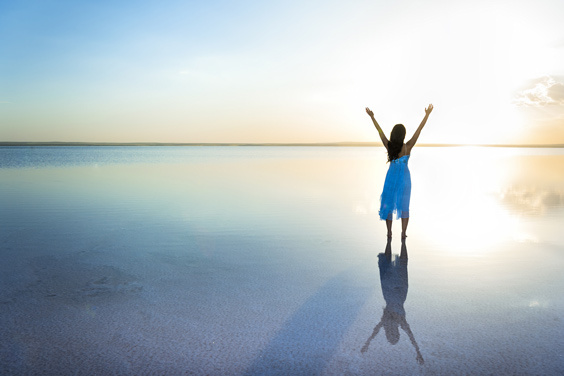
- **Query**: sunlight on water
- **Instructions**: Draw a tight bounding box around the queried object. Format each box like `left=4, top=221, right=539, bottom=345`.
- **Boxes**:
left=0, top=146, right=563, bottom=375
left=406, top=147, right=564, bottom=254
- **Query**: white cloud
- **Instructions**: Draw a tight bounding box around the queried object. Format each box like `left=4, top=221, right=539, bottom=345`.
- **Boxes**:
left=514, top=76, right=564, bottom=106
left=547, top=81, right=564, bottom=102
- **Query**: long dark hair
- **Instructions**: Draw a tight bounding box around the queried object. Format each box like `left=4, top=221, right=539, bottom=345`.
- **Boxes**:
left=387, top=124, right=406, bottom=162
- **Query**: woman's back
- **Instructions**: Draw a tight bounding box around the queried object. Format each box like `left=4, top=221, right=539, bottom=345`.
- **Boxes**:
left=395, top=143, right=409, bottom=159
left=365, top=104, right=433, bottom=238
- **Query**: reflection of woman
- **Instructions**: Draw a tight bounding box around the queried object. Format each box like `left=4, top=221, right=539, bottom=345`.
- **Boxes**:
left=361, top=239, right=424, bottom=365
left=366, top=104, right=433, bottom=239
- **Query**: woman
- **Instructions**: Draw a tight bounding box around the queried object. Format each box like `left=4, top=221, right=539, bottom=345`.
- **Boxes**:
left=365, top=104, right=434, bottom=238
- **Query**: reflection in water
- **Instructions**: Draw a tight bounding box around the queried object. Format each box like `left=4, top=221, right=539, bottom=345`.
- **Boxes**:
left=361, top=239, right=424, bottom=365
left=500, top=186, right=564, bottom=215
left=496, top=154, right=564, bottom=215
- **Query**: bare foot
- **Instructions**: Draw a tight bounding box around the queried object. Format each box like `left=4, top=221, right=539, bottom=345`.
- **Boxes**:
left=401, top=232, right=407, bottom=239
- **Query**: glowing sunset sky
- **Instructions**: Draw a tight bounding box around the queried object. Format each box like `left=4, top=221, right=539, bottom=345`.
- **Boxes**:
left=1, top=0, right=564, bottom=144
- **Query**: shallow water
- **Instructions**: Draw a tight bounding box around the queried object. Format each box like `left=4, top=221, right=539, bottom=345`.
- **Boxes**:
left=1, top=146, right=563, bottom=374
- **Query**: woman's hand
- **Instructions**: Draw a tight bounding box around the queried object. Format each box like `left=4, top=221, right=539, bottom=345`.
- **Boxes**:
left=365, top=107, right=374, bottom=117
left=416, top=353, right=425, bottom=365
left=425, top=104, right=433, bottom=115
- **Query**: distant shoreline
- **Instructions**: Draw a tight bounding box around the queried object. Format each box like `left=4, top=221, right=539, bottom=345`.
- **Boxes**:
left=1, top=141, right=563, bottom=148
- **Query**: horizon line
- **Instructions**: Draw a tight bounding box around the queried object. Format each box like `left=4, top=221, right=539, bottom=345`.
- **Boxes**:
left=1, top=141, right=564, bottom=148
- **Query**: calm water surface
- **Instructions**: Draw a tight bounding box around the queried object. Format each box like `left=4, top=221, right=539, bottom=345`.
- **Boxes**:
left=1, top=146, right=563, bottom=374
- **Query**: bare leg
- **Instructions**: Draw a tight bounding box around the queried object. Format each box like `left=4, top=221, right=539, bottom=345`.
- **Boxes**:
left=386, top=220, right=392, bottom=238
left=401, top=217, right=409, bottom=238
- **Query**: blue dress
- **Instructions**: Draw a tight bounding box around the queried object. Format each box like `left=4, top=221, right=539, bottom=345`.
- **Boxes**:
left=379, top=155, right=411, bottom=220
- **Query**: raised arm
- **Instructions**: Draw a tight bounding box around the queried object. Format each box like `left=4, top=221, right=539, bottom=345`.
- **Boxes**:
left=406, top=104, right=433, bottom=152
left=401, top=320, right=425, bottom=364
left=366, top=107, right=389, bottom=149
left=361, top=321, right=384, bottom=353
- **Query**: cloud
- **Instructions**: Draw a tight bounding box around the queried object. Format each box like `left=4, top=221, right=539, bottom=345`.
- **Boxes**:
left=514, top=76, right=564, bottom=106
left=547, top=81, right=564, bottom=102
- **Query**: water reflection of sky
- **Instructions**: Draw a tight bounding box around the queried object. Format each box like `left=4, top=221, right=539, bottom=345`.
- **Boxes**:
left=2, top=146, right=563, bottom=244
left=500, top=186, right=564, bottom=215
left=1, top=146, right=563, bottom=374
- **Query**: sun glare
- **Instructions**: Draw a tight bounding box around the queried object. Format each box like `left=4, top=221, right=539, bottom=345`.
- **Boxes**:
left=415, top=148, right=525, bottom=254
left=348, top=2, right=555, bottom=145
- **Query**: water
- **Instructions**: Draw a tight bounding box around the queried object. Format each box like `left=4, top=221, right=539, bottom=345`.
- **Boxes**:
left=1, top=146, right=563, bottom=374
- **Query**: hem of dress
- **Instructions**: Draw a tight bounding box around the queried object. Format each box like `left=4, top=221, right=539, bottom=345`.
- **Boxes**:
left=379, top=210, right=410, bottom=221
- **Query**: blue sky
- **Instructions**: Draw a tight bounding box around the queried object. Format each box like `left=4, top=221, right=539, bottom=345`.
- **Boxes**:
left=2, top=0, right=564, bottom=144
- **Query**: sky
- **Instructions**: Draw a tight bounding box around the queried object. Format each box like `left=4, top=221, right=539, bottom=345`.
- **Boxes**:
left=1, top=0, right=564, bottom=144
